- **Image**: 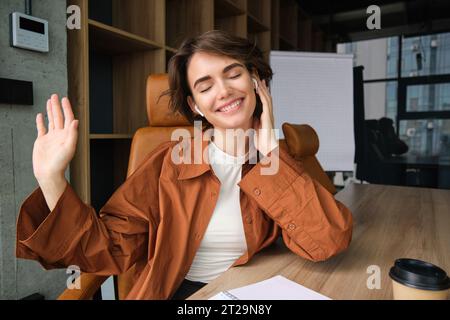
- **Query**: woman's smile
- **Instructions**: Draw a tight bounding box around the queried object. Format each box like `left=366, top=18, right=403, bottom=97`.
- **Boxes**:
left=216, top=98, right=244, bottom=114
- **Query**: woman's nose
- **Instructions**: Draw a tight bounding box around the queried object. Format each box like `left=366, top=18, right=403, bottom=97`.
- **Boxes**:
left=217, top=81, right=231, bottom=99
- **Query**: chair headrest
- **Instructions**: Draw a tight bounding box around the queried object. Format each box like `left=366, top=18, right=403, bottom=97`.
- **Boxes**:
left=282, top=123, right=319, bottom=158
left=146, top=73, right=191, bottom=127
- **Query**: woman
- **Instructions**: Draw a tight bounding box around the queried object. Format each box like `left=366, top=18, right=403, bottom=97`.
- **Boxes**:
left=16, top=30, right=353, bottom=300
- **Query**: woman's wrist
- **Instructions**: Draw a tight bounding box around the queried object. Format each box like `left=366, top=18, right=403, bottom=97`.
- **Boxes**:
left=36, top=172, right=66, bottom=186
left=37, top=174, right=68, bottom=211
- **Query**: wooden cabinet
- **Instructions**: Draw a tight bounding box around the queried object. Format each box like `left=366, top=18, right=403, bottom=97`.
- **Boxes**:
left=67, top=0, right=329, bottom=211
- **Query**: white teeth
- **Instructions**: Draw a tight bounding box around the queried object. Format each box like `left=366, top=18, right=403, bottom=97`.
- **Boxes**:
left=218, top=99, right=242, bottom=112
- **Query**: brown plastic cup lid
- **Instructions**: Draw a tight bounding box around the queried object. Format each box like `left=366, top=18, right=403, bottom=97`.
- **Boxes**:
left=389, top=258, right=450, bottom=291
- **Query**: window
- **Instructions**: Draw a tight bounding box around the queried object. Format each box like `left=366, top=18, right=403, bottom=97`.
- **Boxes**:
left=339, top=36, right=398, bottom=81
left=406, top=83, right=450, bottom=112
left=363, top=81, right=397, bottom=121
left=399, top=119, right=450, bottom=156
left=402, top=33, right=450, bottom=77
left=338, top=31, right=450, bottom=157
left=386, top=37, right=399, bottom=78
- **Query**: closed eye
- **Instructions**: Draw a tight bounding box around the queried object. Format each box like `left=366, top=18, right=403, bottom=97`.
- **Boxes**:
left=200, top=74, right=241, bottom=93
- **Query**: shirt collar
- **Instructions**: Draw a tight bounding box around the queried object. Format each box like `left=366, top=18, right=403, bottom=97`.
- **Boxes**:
left=177, top=131, right=257, bottom=180
left=177, top=135, right=212, bottom=180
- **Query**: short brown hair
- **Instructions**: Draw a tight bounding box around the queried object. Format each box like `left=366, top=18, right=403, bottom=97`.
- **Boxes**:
left=162, top=30, right=273, bottom=130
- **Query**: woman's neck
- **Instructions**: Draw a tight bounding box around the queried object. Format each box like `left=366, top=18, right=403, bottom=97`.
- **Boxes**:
left=212, top=122, right=252, bottom=157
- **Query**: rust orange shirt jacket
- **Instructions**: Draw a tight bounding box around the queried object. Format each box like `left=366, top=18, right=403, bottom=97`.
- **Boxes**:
left=16, top=137, right=353, bottom=299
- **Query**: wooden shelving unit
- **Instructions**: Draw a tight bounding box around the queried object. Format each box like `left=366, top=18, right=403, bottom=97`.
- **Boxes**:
left=214, top=0, right=245, bottom=18
left=214, top=0, right=247, bottom=38
left=298, top=8, right=313, bottom=51
left=270, top=0, right=330, bottom=53
left=67, top=0, right=330, bottom=211
left=270, top=0, right=280, bottom=50
left=88, top=20, right=163, bottom=54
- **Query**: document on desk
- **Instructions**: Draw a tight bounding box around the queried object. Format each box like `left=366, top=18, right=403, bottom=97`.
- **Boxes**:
left=209, top=275, right=331, bottom=300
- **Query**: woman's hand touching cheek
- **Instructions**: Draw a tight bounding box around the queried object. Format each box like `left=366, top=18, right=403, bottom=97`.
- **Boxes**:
left=252, top=77, right=279, bottom=157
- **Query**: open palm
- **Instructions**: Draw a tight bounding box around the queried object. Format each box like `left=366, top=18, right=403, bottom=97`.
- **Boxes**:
left=33, top=94, right=79, bottom=181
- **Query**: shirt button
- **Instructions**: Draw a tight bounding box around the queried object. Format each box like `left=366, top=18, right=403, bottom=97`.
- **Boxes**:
left=287, top=223, right=296, bottom=231
left=253, top=188, right=261, bottom=196
left=245, top=217, right=253, bottom=224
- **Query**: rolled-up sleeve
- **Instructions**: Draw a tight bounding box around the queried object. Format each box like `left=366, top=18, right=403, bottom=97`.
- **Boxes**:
left=238, top=147, right=353, bottom=262
left=16, top=141, right=173, bottom=275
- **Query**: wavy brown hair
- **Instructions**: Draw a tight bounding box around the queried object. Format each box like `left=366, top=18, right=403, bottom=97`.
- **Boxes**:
left=161, top=30, right=273, bottom=130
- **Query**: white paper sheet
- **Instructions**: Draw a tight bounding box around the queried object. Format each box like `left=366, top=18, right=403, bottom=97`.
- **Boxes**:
left=209, top=275, right=331, bottom=300
left=269, top=51, right=355, bottom=171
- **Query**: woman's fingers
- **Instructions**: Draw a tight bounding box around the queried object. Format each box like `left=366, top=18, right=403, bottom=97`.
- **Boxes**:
left=255, top=79, right=274, bottom=124
left=51, top=94, right=64, bottom=129
left=46, top=99, right=55, bottom=131
left=36, top=113, right=47, bottom=137
left=259, top=80, right=271, bottom=105
left=261, top=80, right=274, bottom=123
left=256, top=79, right=269, bottom=101
left=45, top=94, right=77, bottom=133
left=61, top=97, right=74, bottom=129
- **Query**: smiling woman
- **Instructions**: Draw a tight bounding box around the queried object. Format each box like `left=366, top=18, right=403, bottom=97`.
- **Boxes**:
left=162, top=30, right=273, bottom=132
left=16, top=29, right=353, bottom=300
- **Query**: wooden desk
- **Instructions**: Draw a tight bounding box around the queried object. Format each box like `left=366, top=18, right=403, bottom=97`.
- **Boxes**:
left=188, top=183, right=450, bottom=300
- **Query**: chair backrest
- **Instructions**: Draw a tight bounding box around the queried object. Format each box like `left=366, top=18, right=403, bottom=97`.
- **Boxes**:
left=126, top=74, right=194, bottom=176
left=117, top=74, right=336, bottom=299
left=282, top=123, right=336, bottom=194
left=117, top=74, right=194, bottom=299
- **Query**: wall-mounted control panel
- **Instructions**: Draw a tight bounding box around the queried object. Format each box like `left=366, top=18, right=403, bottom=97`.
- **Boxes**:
left=10, top=12, right=49, bottom=53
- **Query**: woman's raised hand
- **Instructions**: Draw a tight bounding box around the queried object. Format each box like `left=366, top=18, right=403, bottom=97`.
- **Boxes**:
left=252, top=77, right=278, bottom=157
left=33, top=94, right=79, bottom=182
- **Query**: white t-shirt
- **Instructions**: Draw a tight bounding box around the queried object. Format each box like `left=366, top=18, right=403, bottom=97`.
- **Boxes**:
left=185, top=140, right=249, bottom=283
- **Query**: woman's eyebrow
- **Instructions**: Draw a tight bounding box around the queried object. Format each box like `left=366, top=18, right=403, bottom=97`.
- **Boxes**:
left=193, top=63, right=244, bottom=89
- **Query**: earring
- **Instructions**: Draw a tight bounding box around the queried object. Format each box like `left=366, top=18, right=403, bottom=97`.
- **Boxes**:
left=194, top=105, right=205, bottom=117
left=252, top=78, right=259, bottom=91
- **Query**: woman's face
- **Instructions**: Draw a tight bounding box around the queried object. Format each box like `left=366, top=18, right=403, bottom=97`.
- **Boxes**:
left=186, top=51, right=256, bottom=131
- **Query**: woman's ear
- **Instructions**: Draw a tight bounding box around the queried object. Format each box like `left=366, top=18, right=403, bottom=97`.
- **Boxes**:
left=187, top=96, right=196, bottom=114
left=187, top=96, right=204, bottom=117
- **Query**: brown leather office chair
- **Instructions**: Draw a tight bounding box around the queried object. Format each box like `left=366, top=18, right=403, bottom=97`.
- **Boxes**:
left=282, top=123, right=336, bottom=194
left=58, top=73, right=335, bottom=300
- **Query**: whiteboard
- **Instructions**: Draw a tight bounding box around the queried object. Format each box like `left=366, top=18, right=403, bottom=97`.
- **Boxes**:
left=269, top=51, right=355, bottom=171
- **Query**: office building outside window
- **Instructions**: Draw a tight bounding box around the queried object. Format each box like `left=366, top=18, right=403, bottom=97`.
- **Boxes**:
left=337, top=32, right=450, bottom=157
